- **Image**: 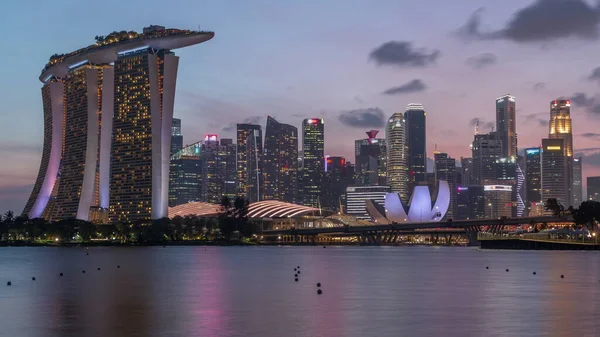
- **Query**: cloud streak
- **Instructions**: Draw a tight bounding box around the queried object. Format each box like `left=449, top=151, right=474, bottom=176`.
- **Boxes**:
left=382, top=79, right=427, bottom=95
left=465, top=53, right=497, bottom=69
left=571, top=92, right=600, bottom=114
left=338, top=108, right=386, bottom=128
left=369, top=41, right=440, bottom=67
left=459, top=1, right=600, bottom=43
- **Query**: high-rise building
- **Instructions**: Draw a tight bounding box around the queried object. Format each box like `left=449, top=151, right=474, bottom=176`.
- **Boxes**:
left=171, top=118, right=183, bottom=155
left=355, top=130, right=387, bottom=187
left=484, top=185, right=512, bottom=219
left=302, top=118, right=324, bottom=207
left=471, top=132, right=502, bottom=185
left=23, top=26, right=214, bottom=222
left=434, top=152, right=457, bottom=219
left=237, top=123, right=262, bottom=199
left=201, top=134, right=220, bottom=203
left=323, top=156, right=352, bottom=212
left=572, top=157, right=583, bottom=206
left=169, top=142, right=202, bottom=207
left=525, top=147, right=542, bottom=207
left=218, top=138, right=237, bottom=200
left=263, top=116, right=298, bottom=203
left=405, top=104, right=427, bottom=191
left=460, top=157, right=473, bottom=186
left=245, top=129, right=263, bottom=203
left=385, top=112, right=408, bottom=201
left=549, top=99, right=574, bottom=206
left=345, top=185, right=390, bottom=220
left=456, top=186, right=485, bottom=220
left=587, top=176, right=600, bottom=201
left=495, top=156, right=525, bottom=217
left=496, top=94, right=517, bottom=157
left=541, top=138, right=568, bottom=207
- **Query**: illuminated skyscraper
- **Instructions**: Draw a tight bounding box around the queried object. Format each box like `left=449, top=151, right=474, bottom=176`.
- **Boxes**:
left=236, top=123, right=262, bottom=199
left=218, top=138, right=237, bottom=200
left=323, top=156, right=352, bottom=212
left=405, top=104, right=426, bottom=191
left=541, top=138, right=568, bottom=207
left=548, top=99, right=574, bottom=206
left=355, top=130, right=387, bottom=187
left=201, top=134, right=220, bottom=203
left=23, top=26, right=214, bottom=222
left=385, top=112, right=408, bottom=201
left=169, top=142, right=202, bottom=207
left=496, top=94, right=517, bottom=157
left=263, top=116, right=298, bottom=203
left=525, top=147, right=542, bottom=205
left=171, top=118, right=183, bottom=155
left=471, top=132, right=502, bottom=185
left=302, top=118, right=324, bottom=207
left=573, top=157, right=582, bottom=206
left=587, top=176, right=600, bottom=202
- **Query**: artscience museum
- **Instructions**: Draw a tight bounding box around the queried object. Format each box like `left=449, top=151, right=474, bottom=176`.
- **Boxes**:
left=366, top=180, right=450, bottom=224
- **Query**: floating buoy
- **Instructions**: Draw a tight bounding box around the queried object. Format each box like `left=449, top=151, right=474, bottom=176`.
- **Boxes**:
left=32, top=277, right=36, bottom=281
left=294, top=274, right=298, bottom=277
left=117, top=265, right=120, bottom=268
left=82, top=270, right=86, bottom=274
left=323, top=246, right=326, bottom=248
left=533, top=272, right=536, bottom=275
left=485, top=266, right=489, bottom=269
left=97, top=268, right=101, bottom=271
left=6, top=281, right=11, bottom=286
left=317, top=283, right=321, bottom=287
left=60, top=273, right=63, bottom=276
left=297, top=266, right=300, bottom=269
left=506, top=269, right=509, bottom=272
left=295, top=278, right=298, bottom=282
left=561, top=275, right=564, bottom=279
left=317, top=289, right=322, bottom=295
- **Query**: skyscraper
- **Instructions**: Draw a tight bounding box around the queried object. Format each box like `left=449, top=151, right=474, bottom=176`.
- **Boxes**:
left=201, top=134, right=220, bottom=203
left=355, top=130, right=387, bottom=187
left=23, top=26, right=214, bottom=222
left=573, top=157, right=583, bottom=206
left=541, top=138, right=568, bottom=207
left=471, top=132, right=502, bottom=185
left=434, top=152, right=457, bottom=219
left=525, top=147, right=542, bottom=206
left=496, top=94, right=517, bottom=157
left=218, top=138, right=237, bottom=200
left=323, top=156, right=352, bottom=212
left=587, top=176, right=600, bottom=201
left=345, top=185, right=390, bottom=220
left=171, top=118, right=183, bottom=155
left=263, top=116, right=298, bottom=203
left=169, top=142, right=202, bottom=207
left=302, top=118, right=324, bottom=207
left=385, top=112, right=408, bottom=201
left=237, top=123, right=262, bottom=199
left=405, top=104, right=427, bottom=191
left=549, top=99, right=574, bottom=206
left=460, top=157, right=473, bottom=186
left=245, top=129, right=263, bottom=202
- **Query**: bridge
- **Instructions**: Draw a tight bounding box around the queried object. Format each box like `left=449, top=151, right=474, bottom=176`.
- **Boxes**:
left=261, top=216, right=572, bottom=246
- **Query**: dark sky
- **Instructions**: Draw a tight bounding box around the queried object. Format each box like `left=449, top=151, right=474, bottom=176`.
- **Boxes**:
left=2, top=0, right=600, bottom=213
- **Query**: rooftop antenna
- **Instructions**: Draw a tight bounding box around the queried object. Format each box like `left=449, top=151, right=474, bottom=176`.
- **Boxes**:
left=474, top=119, right=479, bottom=135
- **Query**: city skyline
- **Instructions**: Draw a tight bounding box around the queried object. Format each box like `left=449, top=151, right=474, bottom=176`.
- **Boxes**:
left=4, top=0, right=600, bottom=213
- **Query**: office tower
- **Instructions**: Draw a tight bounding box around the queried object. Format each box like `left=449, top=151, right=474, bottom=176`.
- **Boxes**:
left=471, top=132, right=502, bottom=184
left=386, top=112, right=408, bottom=201
left=345, top=185, right=390, bottom=220
left=201, top=134, right=220, bottom=203
left=355, top=130, right=387, bottom=186
left=302, top=118, right=324, bottom=207
left=23, top=26, right=214, bottom=222
left=484, top=185, right=513, bottom=219
left=434, top=152, right=457, bottom=219
left=169, top=142, right=202, bottom=207
left=263, top=116, right=298, bottom=203
left=515, top=156, right=526, bottom=217
left=323, top=156, right=352, bottom=212
left=525, top=147, right=542, bottom=207
left=460, top=157, right=473, bottom=186
left=496, top=94, right=517, bottom=157
left=218, top=138, right=237, bottom=199
left=456, top=186, right=485, bottom=220
left=237, top=123, right=262, bottom=199
left=549, top=99, right=574, bottom=206
left=245, top=129, right=263, bottom=202
left=587, top=176, right=600, bottom=201
left=572, top=157, right=583, bottom=206
left=405, top=104, right=427, bottom=191
left=171, top=118, right=183, bottom=156
left=541, top=138, right=568, bottom=207
left=495, top=157, right=525, bottom=217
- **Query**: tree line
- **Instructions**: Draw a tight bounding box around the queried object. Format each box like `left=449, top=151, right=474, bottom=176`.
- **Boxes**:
left=544, top=198, right=600, bottom=231
left=0, top=197, right=258, bottom=244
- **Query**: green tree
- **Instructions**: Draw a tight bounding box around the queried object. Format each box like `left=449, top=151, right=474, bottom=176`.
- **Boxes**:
left=545, top=198, right=565, bottom=218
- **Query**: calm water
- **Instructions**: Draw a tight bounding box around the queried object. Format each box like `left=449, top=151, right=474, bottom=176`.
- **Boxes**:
left=1, top=246, right=600, bottom=337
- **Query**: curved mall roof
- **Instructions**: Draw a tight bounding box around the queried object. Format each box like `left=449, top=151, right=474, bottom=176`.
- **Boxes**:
left=168, top=200, right=320, bottom=219
left=40, top=26, right=214, bottom=82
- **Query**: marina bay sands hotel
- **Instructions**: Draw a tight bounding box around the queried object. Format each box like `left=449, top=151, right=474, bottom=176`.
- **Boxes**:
left=22, top=25, right=214, bottom=222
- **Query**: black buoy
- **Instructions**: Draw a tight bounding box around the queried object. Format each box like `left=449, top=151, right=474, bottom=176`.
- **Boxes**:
left=294, top=274, right=298, bottom=277
left=6, top=281, right=11, bottom=286
left=59, top=273, right=63, bottom=276
left=533, top=272, right=537, bottom=275
left=82, top=270, right=86, bottom=274
left=323, top=246, right=326, bottom=248
left=561, top=275, right=564, bottom=278
left=298, top=270, right=301, bottom=274
left=117, top=265, right=120, bottom=268
left=486, top=266, right=489, bottom=269
left=506, top=269, right=509, bottom=272
left=32, top=277, right=36, bottom=281
left=317, top=282, right=321, bottom=287
left=317, top=289, right=322, bottom=295
left=97, top=268, right=101, bottom=271
left=295, top=278, right=298, bottom=282
left=86, top=253, right=89, bottom=256
left=294, top=268, right=297, bottom=271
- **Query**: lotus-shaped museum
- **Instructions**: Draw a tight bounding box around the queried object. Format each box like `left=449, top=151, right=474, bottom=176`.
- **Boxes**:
left=366, top=180, right=450, bottom=223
